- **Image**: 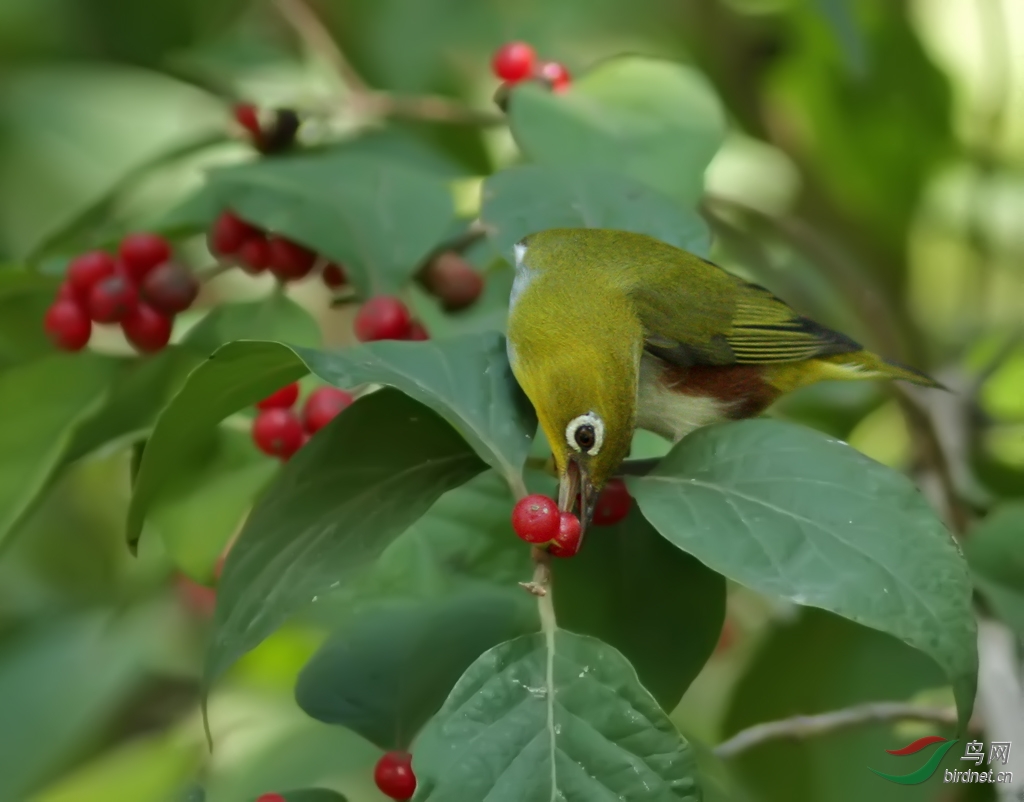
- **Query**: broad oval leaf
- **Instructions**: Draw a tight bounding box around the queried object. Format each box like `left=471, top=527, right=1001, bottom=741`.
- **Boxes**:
left=201, top=149, right=455, bottom=296
left=481, top=165, right=712, bottom=263
left=628, top=418, right=977, bottom=729
left=208, top=389, right=486, bottom=685
left=295, top=589, right=536, bottom=750
left=553, top=506, right=726, bottom=712
left=0, top=354, right=117, bottom=550
left=293, top=333, right=536, bottom=490
left=509, top=56, right=726, bottom=206
left=128, top=334, right=534, bottom=548
left=411, top=630, right=701, bottom=801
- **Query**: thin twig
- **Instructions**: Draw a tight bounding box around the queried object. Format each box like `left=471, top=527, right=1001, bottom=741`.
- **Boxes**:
left=272, top=0, right=370, bottom=97
left=520, top=546, right=553, bottom=597
left=366, top=93, right=506, bottom=127
left=714, top=702, right=960, bottom=759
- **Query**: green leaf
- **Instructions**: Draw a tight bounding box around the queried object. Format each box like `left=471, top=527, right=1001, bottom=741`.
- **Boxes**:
left=411, top=630, right=701, bottom=801
left=293, top=333, right=536, bottom=489
left=722, top=608, right=954, bottom=802
left=151, top=427, right=276, bottom=580
left=553, top=506, right=725, bottom=712
left=481, top=165, right=712, bottom=263
left=509, top=56, right=726, bottom=206
left=128, top=334, right=534, bottom=549
left=0, top=354, right=117, bottom=550
left=295, top=589, right=536, bottom=750
left=181, top=294, right=322, bottom=355
left=208, top=389, right=486, bottom=685
left=628, top=419, right=977, bottom=729
left=279, top=791, right=348, bottom=802
left=966, top=502, right=1024, bottom=638
left=0, top=281, right=60, bottom=368
left=201, top=148, right=456, bottom=296
left=0, top=609, right=167, bottom=801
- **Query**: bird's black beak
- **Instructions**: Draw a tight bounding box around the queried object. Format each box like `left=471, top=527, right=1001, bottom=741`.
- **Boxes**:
left=558, top=456, right=596, bottom=539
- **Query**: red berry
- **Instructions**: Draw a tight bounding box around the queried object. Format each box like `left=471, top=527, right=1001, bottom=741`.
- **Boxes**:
left=252, top=408, right=304, bottom=460
left=56, top=281, right=75, bottom=301
left=511, top=494, right=560, bottom=544
left=140, top=262, right=199, bottom=315
left=119, top=233, right=171, bottom=281
left=549, top=512, right=582, bottom=558
left=354, top=296, right=412, bottom=342
left=121, top=303, right=173, bottom=353
left=254, top=795, right=286, bottom=802
left=539, top=61, right=572, bottom=92
left=88, top=273, right=139, bottom=323
left=66, top=251, right=116, bottom=301
left=302, top=387, right=354, bottom=434
left=492, top=41, right=536, bottom=83
left=374, top=751, right=417, bottom=801
left=256, top=382, right=300, bottom=410
left=44, top=300, right=91, bottom=351
left=209, top=211, right=258, bottom=256
left=405, top=320, right=429, bottom=341
left=234, top=103, right=262, bottom=138
left=268, top=236, right=316, bottom=281
left=322, top=262, right=347, bottom=288
left=422, top=252, right=484, bottom=312
left=592, top=478, right=632, bottom=526
left=238, top=235, right=271, bottom=274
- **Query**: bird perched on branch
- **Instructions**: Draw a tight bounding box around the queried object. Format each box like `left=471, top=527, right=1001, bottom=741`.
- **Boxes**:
left=506, top=228, right=939, bottom=532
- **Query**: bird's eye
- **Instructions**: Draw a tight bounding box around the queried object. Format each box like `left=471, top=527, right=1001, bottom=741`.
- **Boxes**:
left=574, top=425, right=596, bottom=452
left=566, top=413, right=604, bottom=456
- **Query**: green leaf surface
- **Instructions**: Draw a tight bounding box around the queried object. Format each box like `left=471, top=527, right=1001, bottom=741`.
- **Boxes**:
left=411, top=630, right=701, bottom=801
left=200, top=148, right=456, bottom=296
left=964, top=501, right=1024, bottom=590
left=279, top=790, right=348, bottom=802
left=967, top=501, right=1024, bottom=637
left=293, top=333, right=536, bottom=489
left=509, top=56, right=726, bottom=206
left=151, top=427, right=276, bottom=580
left=295, top=589, right=536, bottom=751
left=481, top=165, right=712, bottom=263
left=722, top=608, right=955, bottom=802
left=553, top=506, right=725, bottom=712
left=181, top=293, right=322, bottom=355
left=0, top=354, right=117, bottom=550
left=628, top=419, right=977, bottom=729
left=0, top=609, right=166, bottom=801
left=207, top=389, right=486, bottom=685
left=128, top=334, right=534, bottom=549
left=0, top=282, right=60, bottom=368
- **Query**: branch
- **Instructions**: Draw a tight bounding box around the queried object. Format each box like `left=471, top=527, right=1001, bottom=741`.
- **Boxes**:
left=714, top=702, right=960, bottom=759
left=366, top=93, right=505, bottom=127
left=272, top=0, right=504, bottom=127
left=273, top=0, right=370, bottom=97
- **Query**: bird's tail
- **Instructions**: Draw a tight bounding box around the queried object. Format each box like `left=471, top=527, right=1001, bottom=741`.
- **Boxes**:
left=819, top=351, right=946, bottom=389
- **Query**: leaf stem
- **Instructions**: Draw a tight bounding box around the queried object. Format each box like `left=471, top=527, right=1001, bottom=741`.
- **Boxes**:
left=714, top=702, right=964, bottom=759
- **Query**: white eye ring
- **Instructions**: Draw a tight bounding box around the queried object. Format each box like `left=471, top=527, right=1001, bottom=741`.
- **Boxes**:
left=566, top=413, right=604, bottom=456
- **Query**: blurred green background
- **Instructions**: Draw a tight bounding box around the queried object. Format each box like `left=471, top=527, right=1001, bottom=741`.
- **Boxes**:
left=0, top=0, right=1022, bottom=800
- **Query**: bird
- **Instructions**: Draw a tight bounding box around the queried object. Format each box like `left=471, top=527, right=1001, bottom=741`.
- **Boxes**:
left=505, top=228, right=939, bottom=532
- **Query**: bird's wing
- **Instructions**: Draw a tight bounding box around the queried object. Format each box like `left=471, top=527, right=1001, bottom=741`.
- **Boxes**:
left=632, top=253, right=862, bottom=367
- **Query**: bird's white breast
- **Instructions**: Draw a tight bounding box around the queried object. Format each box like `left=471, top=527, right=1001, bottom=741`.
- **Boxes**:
left=635, top=353, right=730, bottom=442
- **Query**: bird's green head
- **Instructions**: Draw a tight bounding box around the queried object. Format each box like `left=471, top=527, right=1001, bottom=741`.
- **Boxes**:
left=507, top=229, right=643, bottom=530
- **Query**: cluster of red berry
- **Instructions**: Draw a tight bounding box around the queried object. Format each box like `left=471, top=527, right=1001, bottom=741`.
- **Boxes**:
left=208, top=210, right=485, bottom=343
left=251, top=382, right=354, bottom=461
left=252, top=750, right=415, bottom=802
left=491, top=41, right=571, bottom=92
left=44, top=233, right=198, bottom=353
left=510, top=478, right=632, bottom=557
